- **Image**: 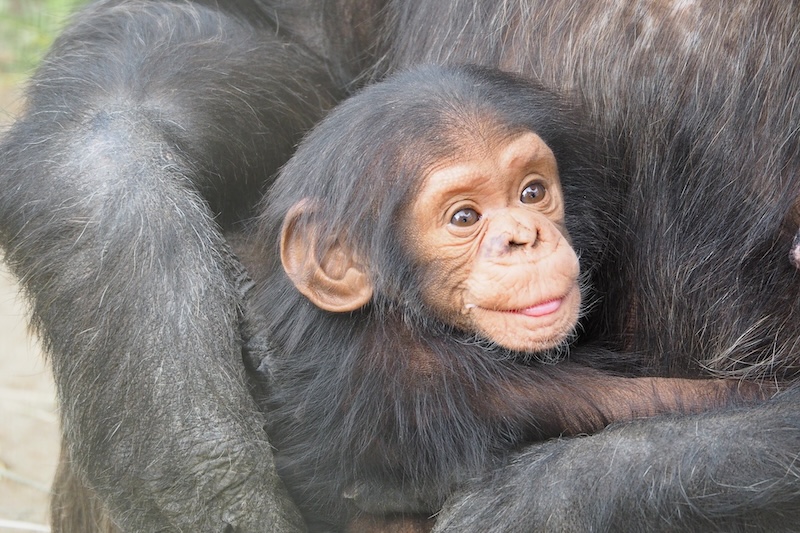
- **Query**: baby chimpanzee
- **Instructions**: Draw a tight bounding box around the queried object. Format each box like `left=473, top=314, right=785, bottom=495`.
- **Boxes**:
left=246, top=64, right=767, bottom=531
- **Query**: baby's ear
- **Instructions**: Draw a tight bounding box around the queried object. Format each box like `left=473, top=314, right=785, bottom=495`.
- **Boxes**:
left=280, top=201, right=373, bottom=312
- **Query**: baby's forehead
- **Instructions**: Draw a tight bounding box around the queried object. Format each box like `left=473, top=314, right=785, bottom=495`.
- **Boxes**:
left=420, top=126, right=549, bottom=166
left=415, top=131, right=557, bottom=194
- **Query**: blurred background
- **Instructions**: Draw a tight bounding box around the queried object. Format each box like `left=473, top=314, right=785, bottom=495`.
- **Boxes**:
left=0, top=1, right=87, bottom=531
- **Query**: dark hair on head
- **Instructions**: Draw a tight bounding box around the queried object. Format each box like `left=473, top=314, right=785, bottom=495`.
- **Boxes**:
left=261, top=64, right=594, bottom=295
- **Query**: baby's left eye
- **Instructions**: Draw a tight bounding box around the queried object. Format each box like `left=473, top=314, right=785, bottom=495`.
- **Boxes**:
left=520, top=181, right=546, bottom=204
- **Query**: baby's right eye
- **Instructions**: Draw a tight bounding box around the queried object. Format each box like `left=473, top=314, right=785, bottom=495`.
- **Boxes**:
left=450, top=208, right=481, bottom=227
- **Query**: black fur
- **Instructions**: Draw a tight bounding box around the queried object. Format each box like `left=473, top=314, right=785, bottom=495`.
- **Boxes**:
left=382, top=0, right=800, bottom=380
left=1, top=0, right=800, bottom=531
left=250, top=64, right=621, bottom=528
left=0, top=1, right=341, bottom=530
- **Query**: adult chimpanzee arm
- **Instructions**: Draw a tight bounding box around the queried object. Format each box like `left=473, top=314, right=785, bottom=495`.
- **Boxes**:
left=0, top=1, right=343, bottom=530
left=434, top=387, right=800, bottom=533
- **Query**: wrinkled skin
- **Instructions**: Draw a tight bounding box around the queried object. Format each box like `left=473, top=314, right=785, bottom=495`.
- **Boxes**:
left=412, top=131, right=581, bottom=352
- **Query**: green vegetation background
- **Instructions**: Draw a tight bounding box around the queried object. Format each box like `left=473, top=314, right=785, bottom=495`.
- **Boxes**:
left=0, top=0, right=88, bottom=83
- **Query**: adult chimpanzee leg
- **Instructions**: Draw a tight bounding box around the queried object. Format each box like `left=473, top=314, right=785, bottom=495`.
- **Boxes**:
left=0, top=1, right=344, bottom=530
left=435, top=387, right=800, bottom=532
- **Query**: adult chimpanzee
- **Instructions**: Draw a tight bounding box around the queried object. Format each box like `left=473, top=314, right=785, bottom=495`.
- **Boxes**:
left=1, top=1, right=800, bottom=532
left=250, top=64, right=769, bottom=531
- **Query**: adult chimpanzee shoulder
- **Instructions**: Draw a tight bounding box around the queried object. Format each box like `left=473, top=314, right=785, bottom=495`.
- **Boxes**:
left=0, top=1, right=799, bottom=532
